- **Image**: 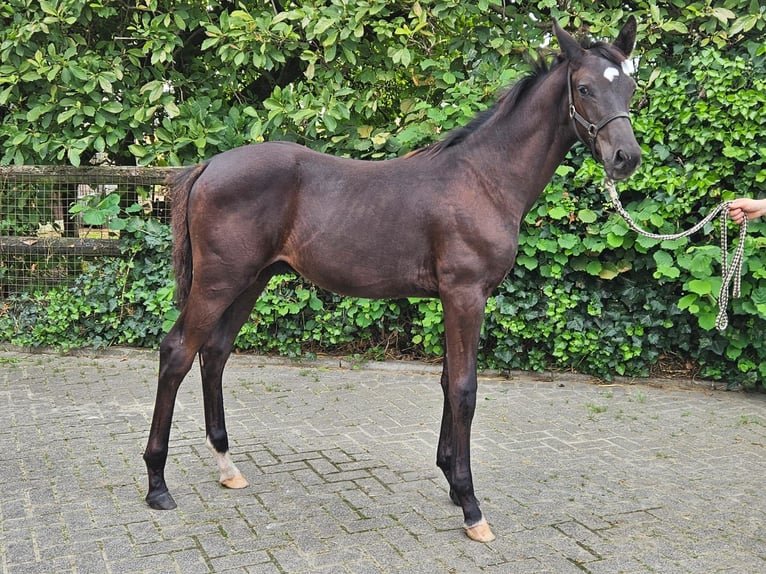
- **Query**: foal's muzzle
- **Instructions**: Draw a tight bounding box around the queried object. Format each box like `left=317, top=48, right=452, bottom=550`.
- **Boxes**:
left=606, top=144, right=641, bottom=180
left=576, top=113, right=642, bottom=180
left=597, top=119, right=642, bottom=181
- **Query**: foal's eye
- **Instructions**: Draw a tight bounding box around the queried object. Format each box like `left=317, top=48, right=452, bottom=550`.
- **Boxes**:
left=578, top=85, right=590, bottom=96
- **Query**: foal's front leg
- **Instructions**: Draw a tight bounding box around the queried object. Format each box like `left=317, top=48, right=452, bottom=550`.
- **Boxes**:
left=440, top=291, right=496, bottom=542
left=436, top=358, right=460, bottom=505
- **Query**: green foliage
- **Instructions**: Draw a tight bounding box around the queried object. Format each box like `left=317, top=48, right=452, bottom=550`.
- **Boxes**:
left=1, top=1, right=765, bottom=387
left=0, top=181, right=57, bottom=234
left=235, top=275, right=407, bottom=358
left=68, top=191, right=150, bottom=232
left=0, top=210, right=177, bottom=349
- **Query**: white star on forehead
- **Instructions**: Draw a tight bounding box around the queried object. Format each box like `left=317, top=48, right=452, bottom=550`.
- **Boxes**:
left=603, top=66, right=620, bottom=82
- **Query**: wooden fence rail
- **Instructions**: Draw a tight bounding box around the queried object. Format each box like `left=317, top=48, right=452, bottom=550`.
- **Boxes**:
left=0, top=165, right=180, bottom=182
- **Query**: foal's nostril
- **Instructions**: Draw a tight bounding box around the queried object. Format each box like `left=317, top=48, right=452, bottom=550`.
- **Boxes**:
left=609, top=147, right=641, bottom=179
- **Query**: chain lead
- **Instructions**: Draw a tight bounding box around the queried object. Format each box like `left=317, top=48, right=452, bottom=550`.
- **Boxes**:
left=604, top=179, right=747, bottom=331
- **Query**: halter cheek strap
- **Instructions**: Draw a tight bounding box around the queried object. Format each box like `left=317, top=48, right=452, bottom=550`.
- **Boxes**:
left=567, top=68, right=631, bottom=158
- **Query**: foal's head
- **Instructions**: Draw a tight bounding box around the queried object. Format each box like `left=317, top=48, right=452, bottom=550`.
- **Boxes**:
left=555, top=17, right=642, bottom=180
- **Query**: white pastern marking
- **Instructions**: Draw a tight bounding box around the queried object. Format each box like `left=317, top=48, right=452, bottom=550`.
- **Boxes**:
left=206, top=436, right=241, bottom=482
left=603, top=66, right=620, bottom=82
left=621, top=59, right=636, bottom=76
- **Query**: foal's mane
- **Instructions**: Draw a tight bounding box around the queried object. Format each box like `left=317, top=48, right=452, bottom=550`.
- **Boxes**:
left=408, top=39, right=626, bottom=159
left=406, top=58, right=555, bottom=159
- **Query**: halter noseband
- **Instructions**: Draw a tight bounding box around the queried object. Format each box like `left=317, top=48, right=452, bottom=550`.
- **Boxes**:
left=567, top=67, right=631, bottom=157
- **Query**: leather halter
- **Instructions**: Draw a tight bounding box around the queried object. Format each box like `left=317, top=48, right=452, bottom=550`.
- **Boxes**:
left=567, top=67, right=631, bottom=158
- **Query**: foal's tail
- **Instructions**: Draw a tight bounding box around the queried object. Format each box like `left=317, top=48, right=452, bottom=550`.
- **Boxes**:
left=168, top=162, right=208, bottom=311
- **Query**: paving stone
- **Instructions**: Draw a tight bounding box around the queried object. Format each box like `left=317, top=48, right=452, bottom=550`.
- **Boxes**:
left=0, top=348, right=764, bottom=572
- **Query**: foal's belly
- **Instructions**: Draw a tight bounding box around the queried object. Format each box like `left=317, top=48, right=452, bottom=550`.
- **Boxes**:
left=285, top=249, right=439, bottom=300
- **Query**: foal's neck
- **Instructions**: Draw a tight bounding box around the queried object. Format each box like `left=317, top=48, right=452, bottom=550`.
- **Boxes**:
left=466, top=64, right=576, bottom=212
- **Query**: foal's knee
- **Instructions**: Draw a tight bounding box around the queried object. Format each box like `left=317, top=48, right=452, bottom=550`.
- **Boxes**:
left=450, top=385, right=477, bottom=420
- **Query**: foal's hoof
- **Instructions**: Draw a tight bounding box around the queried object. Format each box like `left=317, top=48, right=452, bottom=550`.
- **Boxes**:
left=464, top=517, right=496, bottom=542
left=221, top=473, right=249, bottom=490
left=146, top=489, right=177, bottom=510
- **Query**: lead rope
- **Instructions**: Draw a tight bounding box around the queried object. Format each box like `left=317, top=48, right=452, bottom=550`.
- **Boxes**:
left=604, top=179, right=747, bottom=331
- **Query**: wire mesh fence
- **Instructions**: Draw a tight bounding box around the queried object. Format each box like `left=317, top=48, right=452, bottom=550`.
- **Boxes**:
left=0, top=165, right=180, bottom=297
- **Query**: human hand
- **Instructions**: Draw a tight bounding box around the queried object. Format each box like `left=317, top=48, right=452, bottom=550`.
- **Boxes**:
left=728, top=197, right=766, bottom=224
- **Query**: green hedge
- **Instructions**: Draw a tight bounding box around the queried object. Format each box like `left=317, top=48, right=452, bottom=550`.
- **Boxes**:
left=1, top=1, right=765, bottom=387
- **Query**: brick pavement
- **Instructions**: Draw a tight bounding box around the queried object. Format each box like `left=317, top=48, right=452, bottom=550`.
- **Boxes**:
left=0, top=348, right=764, bottom=573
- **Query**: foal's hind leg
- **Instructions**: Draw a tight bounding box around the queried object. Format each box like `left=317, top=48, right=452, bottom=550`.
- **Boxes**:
left=144, top=280, right=252, bottom=510
left=199, top=281, right=268, bottom=490
left=144, top=318, right=205, bottom=510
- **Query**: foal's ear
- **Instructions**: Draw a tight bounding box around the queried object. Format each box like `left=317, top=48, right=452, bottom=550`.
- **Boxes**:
left=614, top=15, right=637, bottom=57
left=553, top=20, right=585, bottom=68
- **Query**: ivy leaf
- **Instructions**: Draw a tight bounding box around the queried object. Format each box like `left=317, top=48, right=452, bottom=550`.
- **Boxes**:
left=516, top=254, right=538, bottom=270
left=653, top=250, right=674, bottom=268
left=577, top=209, right=597, bottom=223
left=697, top=313, right=717, bottom=331
left=687, top=279, right=713, bottom=295
left=557, top=234, right=579, bottom=250
left=598, top=262, right=620, bottom=280
left=606, top=233, right=624, bottom=248
left=586, top=260, right=602, bottom=276
left=678, top=294, right=700, bottom=312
